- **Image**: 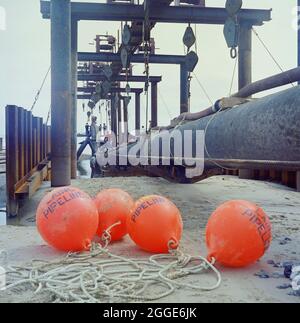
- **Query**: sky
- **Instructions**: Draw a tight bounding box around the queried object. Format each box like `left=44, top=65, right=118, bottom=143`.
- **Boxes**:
left=0, top=0, right=298, bottom=138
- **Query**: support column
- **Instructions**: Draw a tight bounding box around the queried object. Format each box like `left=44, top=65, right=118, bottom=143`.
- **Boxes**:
left=180, top=63, right=189, bottom=114
left=135, top=93, right=141, bottom=132
left=238, top=23, right=252, bottom=90
left=71, top=19, right=78, bottom=179
left=117, top=97, right=122, bottom=141
left=123, top=99, right=128, bottom=144
left=238, top=23, right=254, bottom=180
left=123, top=100, right=128, bottom=124
left=297, top=171, right=300, bottom=192
left=110, top=97, right=117, bottom=137
left=298, top=0, right=300, bottom=84
left=151, top=82, right=158, bottom=128
left=51, top=0, right=71, bottom=187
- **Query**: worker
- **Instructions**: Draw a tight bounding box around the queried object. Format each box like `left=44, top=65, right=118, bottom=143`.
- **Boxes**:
left=90, top=116, right=98, bottom=155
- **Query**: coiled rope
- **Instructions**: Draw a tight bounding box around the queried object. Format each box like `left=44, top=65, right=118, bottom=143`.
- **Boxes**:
left=3, top=226, right=221, bottom=303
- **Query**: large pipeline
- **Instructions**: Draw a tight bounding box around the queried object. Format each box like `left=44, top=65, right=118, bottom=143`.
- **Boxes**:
left=171, top=66, right=300, bottom=125
left=176, top=85, right=300, bottom=165
left=103, top=85, right=300, bottom=183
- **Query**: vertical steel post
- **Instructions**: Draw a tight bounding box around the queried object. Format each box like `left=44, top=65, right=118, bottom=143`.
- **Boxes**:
left=71, top=19, right=78, bottom=179
left=297, top=0, right=300, bottom=190
left=238, top=23, right=252, bottom=90
left=238, top=22, right=254, bottom=180
left=117, top=97, right=122, bottom=141
left=151, top=82, right=158, bottom=128
left=298, top=0, right=300, bottom=84
left=180, top=63, right=189, bottom=114
left=135, top=92, right=141, bottom=131
left=111, top=97, right=117, bottom=137
left=123, top=100, right=128, bottom=124
left=51, top=0, right=71, bottom=187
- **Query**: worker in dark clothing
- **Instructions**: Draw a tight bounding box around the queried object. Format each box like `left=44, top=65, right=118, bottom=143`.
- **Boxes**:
left=90, top=116, right=98, bottom=155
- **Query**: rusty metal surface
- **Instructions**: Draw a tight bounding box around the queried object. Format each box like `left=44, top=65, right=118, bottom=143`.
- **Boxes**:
left=5, top=106, right=51, bottom=217
left=50, top=0, right=72, bottom=187
left=177, top=86, right=300, bottom=163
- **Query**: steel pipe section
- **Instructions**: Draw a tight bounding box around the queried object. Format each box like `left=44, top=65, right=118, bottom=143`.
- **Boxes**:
left=174, top=86, right=300, bottom=166
left=120, top=86, right=300, bottom=179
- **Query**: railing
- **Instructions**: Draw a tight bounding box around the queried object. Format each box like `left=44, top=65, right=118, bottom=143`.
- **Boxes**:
left=5, top=105, right=51, bottom=217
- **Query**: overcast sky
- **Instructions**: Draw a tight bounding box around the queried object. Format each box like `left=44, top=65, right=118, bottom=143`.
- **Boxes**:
left=0, top=0, right=298, bottom=138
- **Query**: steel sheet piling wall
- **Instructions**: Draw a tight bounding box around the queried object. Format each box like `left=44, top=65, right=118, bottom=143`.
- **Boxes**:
left=6, top=106, right=19, bottom=217
left=5, top=106, right=51, bottom=217
left=51, top=0, right=72, bottom=187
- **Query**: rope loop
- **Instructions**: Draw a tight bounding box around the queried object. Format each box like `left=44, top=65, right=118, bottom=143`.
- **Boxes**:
left=100, top=222, right=121, bottom=248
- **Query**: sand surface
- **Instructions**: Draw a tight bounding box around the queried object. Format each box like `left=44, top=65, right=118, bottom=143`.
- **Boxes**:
left=0, top=176, right=299, bottom=303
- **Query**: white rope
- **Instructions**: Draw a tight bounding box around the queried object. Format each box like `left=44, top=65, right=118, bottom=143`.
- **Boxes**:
left=3, top=238, right=221, bottom=303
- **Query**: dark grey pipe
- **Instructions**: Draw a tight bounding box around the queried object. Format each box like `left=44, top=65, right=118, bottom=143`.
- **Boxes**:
left=173, top=86, right=300, bottom=164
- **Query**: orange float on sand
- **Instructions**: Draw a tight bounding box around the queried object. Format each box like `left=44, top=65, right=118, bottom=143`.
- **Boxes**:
left=206, top=200, right=272, bottom=268
left=94, top=189, right=134, bottom=241
left=128, top=195, right=183, bottom=254
left=36, top=187, right=99, bottom=252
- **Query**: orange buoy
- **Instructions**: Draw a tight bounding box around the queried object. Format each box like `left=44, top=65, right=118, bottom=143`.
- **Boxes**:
left=36, top=187, right=99, bottom=252
left=128, top=195, right=183, bottom=254
left=206, top=200, right=272, bottom=268
left=94, top=189, right=134, bottom=241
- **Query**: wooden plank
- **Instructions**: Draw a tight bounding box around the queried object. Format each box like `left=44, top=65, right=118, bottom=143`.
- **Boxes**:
left=15, top=162, right=50, bottom=197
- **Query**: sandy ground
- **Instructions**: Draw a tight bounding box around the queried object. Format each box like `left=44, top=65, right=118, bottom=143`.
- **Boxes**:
left=0, top=175, right=300, bottom=303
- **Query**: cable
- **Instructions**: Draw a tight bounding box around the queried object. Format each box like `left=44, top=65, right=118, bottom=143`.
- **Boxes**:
left=252, top=28, right=295, bottom=88
left=30, top=66, right=51, bottom=112
left=192, top=72, right=214, bottom=106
